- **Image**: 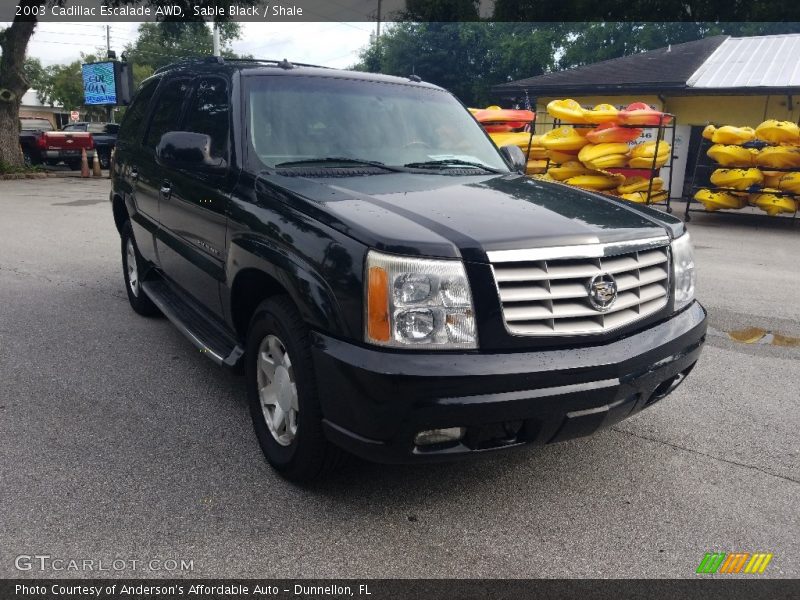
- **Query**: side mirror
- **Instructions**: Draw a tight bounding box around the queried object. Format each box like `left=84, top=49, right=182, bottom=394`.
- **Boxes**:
left=156, top=131, right=226, bottom=171
left=498, top=145, right=527, bottom=174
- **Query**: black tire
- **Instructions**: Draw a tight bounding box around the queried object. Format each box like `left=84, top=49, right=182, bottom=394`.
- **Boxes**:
left=121, top=221, right=160, bottom=317
left=98, top=151, right=110, bottom=169
left=246, top=296, right=343, bottom=483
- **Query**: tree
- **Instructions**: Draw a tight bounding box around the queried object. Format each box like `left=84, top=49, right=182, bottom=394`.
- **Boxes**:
left=0, top=0, right=254, bottom=168
left=352, top=22, right=564, bottom=106
left=124, top=22, right=244, bottom=71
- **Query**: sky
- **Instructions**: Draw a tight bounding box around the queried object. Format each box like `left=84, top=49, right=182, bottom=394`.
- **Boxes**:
left=24, top=22, right=376, bottom=69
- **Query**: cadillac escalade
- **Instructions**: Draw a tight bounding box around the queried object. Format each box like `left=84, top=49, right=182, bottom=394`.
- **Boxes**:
left=110, top=58, right=706, bottom=482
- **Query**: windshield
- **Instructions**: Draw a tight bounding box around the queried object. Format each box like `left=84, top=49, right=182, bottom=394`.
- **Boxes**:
left=246, top=75, right=508, bottom=172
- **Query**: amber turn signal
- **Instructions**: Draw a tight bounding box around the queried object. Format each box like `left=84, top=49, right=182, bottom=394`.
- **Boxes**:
left=367, top=266, right=391, bottom=342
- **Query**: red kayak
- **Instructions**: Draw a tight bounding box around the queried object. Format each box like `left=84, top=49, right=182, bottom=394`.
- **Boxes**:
left=585, top=122, right=643, bottom=143
left=473, top=109, right=535, bottom=126
left=617, top=102, right=672, bottom=126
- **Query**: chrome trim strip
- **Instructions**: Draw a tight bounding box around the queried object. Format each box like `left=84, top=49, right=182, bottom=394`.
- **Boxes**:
left=486, top=236, right=671, bottom=263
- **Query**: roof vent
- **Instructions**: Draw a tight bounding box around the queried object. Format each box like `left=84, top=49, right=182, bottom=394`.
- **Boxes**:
left=278, top=58, right=294, bottom=70
left=408, top=74, right=421, bottom=82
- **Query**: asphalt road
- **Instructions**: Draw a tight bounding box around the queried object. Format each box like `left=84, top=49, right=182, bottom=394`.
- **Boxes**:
left=0, top=178, right=798, bottom=579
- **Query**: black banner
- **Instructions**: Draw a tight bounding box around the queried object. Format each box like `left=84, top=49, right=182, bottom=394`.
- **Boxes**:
left=2, top=579, right=799, bottom=600
left=4, top=0, right=800, bottom=23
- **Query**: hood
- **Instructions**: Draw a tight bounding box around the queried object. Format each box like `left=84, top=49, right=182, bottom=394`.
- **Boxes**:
left=255, top=172, right=680, bottom=262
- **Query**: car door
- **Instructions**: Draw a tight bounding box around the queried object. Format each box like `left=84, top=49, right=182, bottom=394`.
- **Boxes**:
left=156, top=76, right=235, bottom=316
left=134, top=77, right=192, bottom=241
left=114, top=78, right=160, bottom=263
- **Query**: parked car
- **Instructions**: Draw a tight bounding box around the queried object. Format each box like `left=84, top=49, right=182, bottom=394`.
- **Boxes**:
left=110, top=58, right=706, bottom=482
left=19, top=118, right=96, bottom=170
left=62, top=122, right=119, bottom=168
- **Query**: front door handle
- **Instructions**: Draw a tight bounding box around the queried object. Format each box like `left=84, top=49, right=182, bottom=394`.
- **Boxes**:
left=159, top=181, right=172, bottom=199
left=130, top=166, right=138, bottom=179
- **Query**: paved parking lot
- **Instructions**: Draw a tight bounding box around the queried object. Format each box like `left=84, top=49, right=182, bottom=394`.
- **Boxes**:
left=1, top=178, right=798, bottom=578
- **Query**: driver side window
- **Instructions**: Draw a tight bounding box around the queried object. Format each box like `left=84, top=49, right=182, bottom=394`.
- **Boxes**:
left=183, top=77, right=230, bottom=161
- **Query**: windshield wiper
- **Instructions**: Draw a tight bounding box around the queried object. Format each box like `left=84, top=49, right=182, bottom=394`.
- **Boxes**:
left=403, top=159, right=503, bottom=173
left=274, top=157, right=402, bottom=171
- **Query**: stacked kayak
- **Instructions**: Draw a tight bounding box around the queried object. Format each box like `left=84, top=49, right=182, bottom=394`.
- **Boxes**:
left=541, top=98, right=672, bottom=203
left=697, top=120, right=800, bottom=216
left=471, top=105, right=543, bottom=174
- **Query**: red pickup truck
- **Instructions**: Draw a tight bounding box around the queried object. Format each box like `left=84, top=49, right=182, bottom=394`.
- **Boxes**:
left=19, top=118, right=97, bottom=170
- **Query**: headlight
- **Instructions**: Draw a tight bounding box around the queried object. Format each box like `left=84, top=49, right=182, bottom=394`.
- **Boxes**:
left=671, top=232, right=696, bottom=311
left=364, top=250, right=477, bottom=349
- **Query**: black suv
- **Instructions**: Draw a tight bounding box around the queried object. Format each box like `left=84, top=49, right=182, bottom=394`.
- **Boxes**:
left=110, top=58, right=706, bottom=482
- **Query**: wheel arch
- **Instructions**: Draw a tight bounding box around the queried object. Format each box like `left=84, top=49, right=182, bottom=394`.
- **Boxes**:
left=227, top=240, right=350, bottom=341
left=111, top=192, right=129, bottom=234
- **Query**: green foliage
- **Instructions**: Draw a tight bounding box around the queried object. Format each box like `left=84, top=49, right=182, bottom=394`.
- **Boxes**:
left=353, top=21, right=800, bottom=106
left=353, top=22, right=563, bottom=106
left=23, top=57, right=46, bottom=90
left=124, top=22, right=245, bottom=71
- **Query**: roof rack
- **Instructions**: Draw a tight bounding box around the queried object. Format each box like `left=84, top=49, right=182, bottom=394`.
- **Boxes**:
left=152, top=56, right=330, bottom=75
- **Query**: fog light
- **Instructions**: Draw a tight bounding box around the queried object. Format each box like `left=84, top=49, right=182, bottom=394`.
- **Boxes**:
left=414, top=427, right=465, bottom=446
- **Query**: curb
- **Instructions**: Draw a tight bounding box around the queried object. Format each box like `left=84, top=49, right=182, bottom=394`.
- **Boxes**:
left=0, top=171, right=108, bottom=181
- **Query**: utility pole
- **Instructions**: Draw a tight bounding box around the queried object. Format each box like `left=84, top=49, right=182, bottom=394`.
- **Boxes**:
left=212, top=21, right=220, bottom=56
left=106, top=25, right=112, bottom=123
left=376, top=0, right=382, bottom=39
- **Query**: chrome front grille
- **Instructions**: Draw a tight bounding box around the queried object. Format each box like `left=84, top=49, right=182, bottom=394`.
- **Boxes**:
left=489, top=240, right=671, bottom=336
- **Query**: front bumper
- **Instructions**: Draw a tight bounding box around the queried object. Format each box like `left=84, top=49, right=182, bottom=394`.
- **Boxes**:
left=312, top=301, right=706, bottom=463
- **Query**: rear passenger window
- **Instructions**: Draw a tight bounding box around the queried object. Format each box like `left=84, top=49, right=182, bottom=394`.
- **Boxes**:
left=145, top=78, right=190, bottom=149
left=117, top=78, right=158, bottom=145
left=183, top=78, right=230, bottom=160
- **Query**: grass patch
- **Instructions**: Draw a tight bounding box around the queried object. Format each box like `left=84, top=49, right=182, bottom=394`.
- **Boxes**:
left=0, top=160, right=45, bottom=175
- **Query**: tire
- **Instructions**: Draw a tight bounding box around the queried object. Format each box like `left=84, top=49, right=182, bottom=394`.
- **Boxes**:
left=121, top=221, right=160, bottom=317
left=98, top=151, right=110, bottom=169
left=246, top=296, right=343, bottom=482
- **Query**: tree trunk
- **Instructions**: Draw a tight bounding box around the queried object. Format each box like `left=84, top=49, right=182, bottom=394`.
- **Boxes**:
left=0, top=17, right=37, bottom=168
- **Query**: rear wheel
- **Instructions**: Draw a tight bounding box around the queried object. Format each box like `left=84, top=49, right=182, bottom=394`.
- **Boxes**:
left=121, top=221, right=159, bottom=317
left=246, top=296, right=343, bottom=482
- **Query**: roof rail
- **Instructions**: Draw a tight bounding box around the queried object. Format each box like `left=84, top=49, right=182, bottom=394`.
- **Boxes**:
left=152, top=56, right=334, bottom=75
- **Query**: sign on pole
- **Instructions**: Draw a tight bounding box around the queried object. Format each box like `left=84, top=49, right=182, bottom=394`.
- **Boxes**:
left=70, top=110, right=80, bottom=122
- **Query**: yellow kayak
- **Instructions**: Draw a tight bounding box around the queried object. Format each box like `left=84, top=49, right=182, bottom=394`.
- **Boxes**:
left=620, top=189, right=668, bottom=204
left=628, top=155, right=669, bottom=169
left=777, top=172, right=800, bottom=194
left=540, top=126, right=590, bottom=152
left=565, top=173, right=624, bottom=191
left=546, top=99, right=588, bottom=124
left=578, top=142, right=631, bottom=163
left=762, top=171, right=784, bottom=188
left=617, top=176, right=664, bottom=194
left=754, top=146, right=800, bottom=169
left=526, top=160, right=548, bottom=175
left=693, top=188, right=748, bottom=211
left=546, top=149, right=580, bottom=165
left=750, top=189, right=798, bottom=216
left=582, top=154, right=630, bottom=170
left=583, top=103, right=619, bottom=124
left=755, top=120, right=800, bottom=145
left=707, top=144, right=754, bottom=167
left=709, top=168, right=764, bottom=191
left=547, top=161, right=594, bottom=181
left=711, top=126, right=756, bottom=145
left=630, top=140, right=671, bottom=159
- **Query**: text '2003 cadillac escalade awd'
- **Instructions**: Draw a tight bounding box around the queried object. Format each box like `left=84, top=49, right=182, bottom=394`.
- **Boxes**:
left=110, top=58, right=706, bottom=482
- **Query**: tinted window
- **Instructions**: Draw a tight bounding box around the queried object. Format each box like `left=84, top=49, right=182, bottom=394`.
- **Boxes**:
left=63, top=124, right=84, bottom=132
left=183, top=78, right=229, bottom=160
left=20, top=119, right=53, bottom=131
left=118, top=78, right=158, bottom=144
left=87, top=123, right=107, bottom=133
left=145, top=78, right=190, bottom=149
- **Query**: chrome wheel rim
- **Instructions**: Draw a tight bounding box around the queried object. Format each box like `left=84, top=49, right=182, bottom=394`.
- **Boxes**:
left=257, top=334, right=298, bottom=446
left=126, top=237, right=139, bottom=296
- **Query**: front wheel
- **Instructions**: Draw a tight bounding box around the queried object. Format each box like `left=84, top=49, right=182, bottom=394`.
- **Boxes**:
left=246, top=296, right=343, bottom=482
left=121, top=221, right=160, bottom=317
